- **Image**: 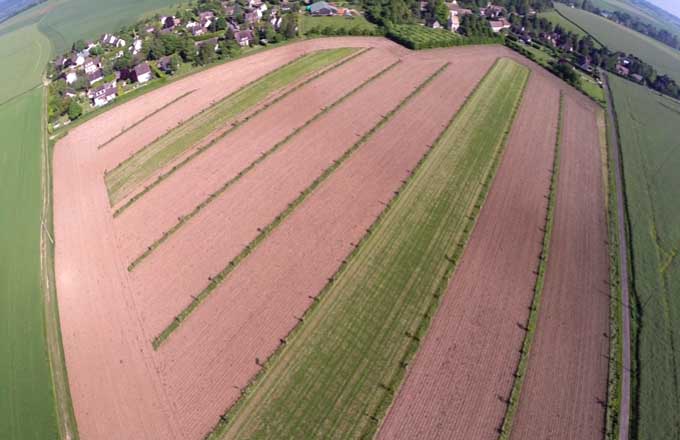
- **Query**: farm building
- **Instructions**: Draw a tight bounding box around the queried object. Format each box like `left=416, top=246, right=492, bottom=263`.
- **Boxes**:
left=309, top=1, right=337, bottom=16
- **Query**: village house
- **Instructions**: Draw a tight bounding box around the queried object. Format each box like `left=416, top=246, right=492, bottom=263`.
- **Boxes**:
left=244, top=11, right=260, bottom=25
left=87, top=68, right=104, bottom=85
left=195, top=37, right=220, bottom=52
left=427, top=19, right=442, bottom=29
left=71, top=52, right=85, bottom=67
left=100, top=33, right=119, bottom=46
left=234, top=29, right=255, bottom=47
left=131, top=38, right=143, bottom=55
left=490, top=18, right=511, bottom=33
left=448, top=1, right=472, bottom=32
left=482, top=3, right=506, bottom=18
left=199, top=11, right=215, bottom=28
left=309, top=1, right=337, bottom=16
left=132, top=62, right=152, bottom=83
left=65, top=69, right=78, bottom=84
left=158, top=55, right=174, bottom=73
left=83, top=57, right=100, bottom=75
left=616, top=63, right=630, bottom=76
left=91, top=82, right=117, bottom=107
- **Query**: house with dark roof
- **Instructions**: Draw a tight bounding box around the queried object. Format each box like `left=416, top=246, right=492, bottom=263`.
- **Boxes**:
left=92, top=82, right=117, bottom=107
left=87, top=69, right=104, bottom=85
left=309, top=1, right=337, bottom=16
left=234, top=29, right=255, bottom=47
left=132, top=62, right=152, bottom=83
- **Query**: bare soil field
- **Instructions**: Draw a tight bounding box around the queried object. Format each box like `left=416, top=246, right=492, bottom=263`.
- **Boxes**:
left=510, top=94, right=610, bottom=439
left=377, top=73, right=560, bottom=440
left=52, top=37, right=609, bottom=440
left=155, top=55, right=495, bottom=440
left=114, top=48, right=397, bottom=265
left=127, top=58, right=441, bottom=339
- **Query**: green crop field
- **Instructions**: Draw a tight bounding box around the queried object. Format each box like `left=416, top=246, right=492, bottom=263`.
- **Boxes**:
left=555, top=3, right=680, bottom=83
left=589, top=0, right=680, bottom=40
left=0, top=89, right=57, bottom=440
left=300, top=14, right=378, bottom=35
left=209, top=59, right=529, bottom=440
left=0, top=1, right=185, bottom=438
left=105, top=47, right=358, bottom=207
left=539, top=9, right=597, bottom=42
left=609, top=74, right=680, bottom=439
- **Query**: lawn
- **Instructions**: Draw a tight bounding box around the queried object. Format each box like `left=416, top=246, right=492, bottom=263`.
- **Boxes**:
left=209, top=58, right=529, bottom=440
left=609, top=74, right=680, bottom=439
left=300, top=14, right=378, bottom=36
left=555, top=2, right=680, bottom=83
left=105, top=47, right=358, bottom=207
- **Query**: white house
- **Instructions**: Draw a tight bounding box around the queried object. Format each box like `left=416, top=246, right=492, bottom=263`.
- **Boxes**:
left=65, top=70, right=78, bottom=84
left=133, top=62, right=152, bottom=84
left=131, top=38, right=143, bottom=55
left=116, top=38, right=126, bottom=48
left=92, top=82, right=116, bottom=107
left=490, top=18, right=511, bottom=33
left=83, top=57, right=99, bottom=74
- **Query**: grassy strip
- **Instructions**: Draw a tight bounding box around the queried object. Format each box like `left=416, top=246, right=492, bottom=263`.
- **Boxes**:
left=151, top=59, right=415, bottom=348
left=133, top=59, right=400, bottom=274
left=206, top=59, right=529, bottom=440
left=113, top=48, right=367, bottom=216
left=497, top=92, right=564, bottom=440
left=40, top=87, right=79, bottom=439
left=96, top=89, right=197, bottom=150
left=602, top=104, right=623, bottom=440
left=105, top=48, right=361, bottom=206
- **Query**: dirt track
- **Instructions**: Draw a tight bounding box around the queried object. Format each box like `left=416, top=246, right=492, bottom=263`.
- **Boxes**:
left=377, top=73, right=560, bottom=440
left=53, top=38, right=609, bottom=440
left=510, top=94, right=610, bottom=439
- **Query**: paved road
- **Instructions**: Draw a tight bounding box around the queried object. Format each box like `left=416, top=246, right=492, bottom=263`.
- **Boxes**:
left=603, top=73, right=631, bottom=440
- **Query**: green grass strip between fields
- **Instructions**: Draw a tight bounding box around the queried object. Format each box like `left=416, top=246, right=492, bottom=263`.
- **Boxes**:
left=498, top=93, right=563, bottom=439
left=206, top=58, right=529, bottom=440
left=151, top=59, right=424, bottom=348
left=105, top=47, right=360, bottom=207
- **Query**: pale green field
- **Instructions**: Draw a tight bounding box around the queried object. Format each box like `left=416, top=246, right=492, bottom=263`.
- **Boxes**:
left=555, top=3, right=680, bottom=83
left=590, top=0, right=680, bottom=40
left=210, top=59, right=529, bottom=440
left=0, top=0, right=184, bottom=438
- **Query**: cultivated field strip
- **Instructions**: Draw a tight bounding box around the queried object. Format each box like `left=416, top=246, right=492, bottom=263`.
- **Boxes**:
left=113, top=49, right=397, bottom=263
left=378, top=74, right=560, bottom=440
left=181, top=58, right=528, bottom=440
left=154, top=57, right=501, bottom=440
left=510, top=94, right=610, bottom=439
left=131, top=59, right=441, bottom=342
left=105, top=48, right=360, bottom=206
left=93, top=45, right=331, bottom=171
left=97, top=89, right=198, bottom=150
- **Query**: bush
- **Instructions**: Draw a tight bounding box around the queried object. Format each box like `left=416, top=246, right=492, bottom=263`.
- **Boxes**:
left=68, top=101, right=83, bottom=121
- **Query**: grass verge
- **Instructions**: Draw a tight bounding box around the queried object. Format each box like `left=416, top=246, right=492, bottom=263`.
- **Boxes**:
left=111, top=47, right=366, bottom=215
left=151, top=59, right=428, bottom=348
left=105, top=47, right=361, bottom=206
left=497, top=93, right=563, bottom=439
left=41, top=87, right=79, bottom=439
left=133, top=59, right=400, bottom=274
left=601, top=102, right=623, bottom=440
left=205, top=58, right=529, bottom=440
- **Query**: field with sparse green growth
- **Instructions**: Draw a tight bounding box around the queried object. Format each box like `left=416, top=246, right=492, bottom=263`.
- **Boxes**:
left=105, top=48, right=358, bottom=207
left=555, top=3, right=680, bottom=83
left=589, top=0, right=680, bottom=40
left=300, top=14, right=379, bottom=36
left=608, top=74, right=680, bottom=440
left=386, top=24, right=463, bottom=49
left=208, top=59, right=529, bottom=440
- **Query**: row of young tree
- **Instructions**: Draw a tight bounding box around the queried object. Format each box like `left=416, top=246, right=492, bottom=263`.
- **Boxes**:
left=513, top=13, right=680, bottom=98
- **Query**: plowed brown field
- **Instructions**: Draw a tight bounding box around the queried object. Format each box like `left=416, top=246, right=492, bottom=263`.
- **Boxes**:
left=378, top=72, right=560, bottom=440
left=52, top=37, right=609, bottom=440
left=510, top=94, right=610, bottom=440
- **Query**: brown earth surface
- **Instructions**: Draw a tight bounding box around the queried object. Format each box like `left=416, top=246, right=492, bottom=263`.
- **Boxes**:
left=155, top=56, right=495, bottom=440
left=53, top=37, right=609, bottom=440
left=113, top=48, right=397, bottom=266
left=377, top=73, right=561, bottom=440
left=509, top=93, right=610, bottom=440
left=126, top=58, right=440, bottom=339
